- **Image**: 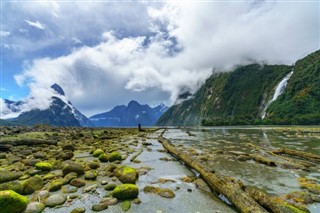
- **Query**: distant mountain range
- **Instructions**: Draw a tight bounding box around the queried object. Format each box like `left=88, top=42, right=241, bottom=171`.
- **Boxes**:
left=157, top=50, right=320, bottom=126
left=90, top=100, right=168, bottom=127
left=1, top=84, right=168, bottom=127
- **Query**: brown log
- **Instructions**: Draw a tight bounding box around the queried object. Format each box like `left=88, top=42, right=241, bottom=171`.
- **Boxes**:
left=158, top=133, right=268, bottom=213
left=130, top=149, right=143, bottom=162
left=272, top=148, right=320, bottom=163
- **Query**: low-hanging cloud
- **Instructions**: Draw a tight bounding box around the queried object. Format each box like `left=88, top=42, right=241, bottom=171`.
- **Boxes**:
left=8, top=1, right=320, bottom=116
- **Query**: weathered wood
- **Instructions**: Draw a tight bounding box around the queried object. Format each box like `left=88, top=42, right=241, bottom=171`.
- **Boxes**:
left=272, top=148, right=320, bottom=163
left=0, top=139, right=57, bottom=146
left=158, top=132, right=268, bottom=213
left=130, top=149, right=143, bottom=162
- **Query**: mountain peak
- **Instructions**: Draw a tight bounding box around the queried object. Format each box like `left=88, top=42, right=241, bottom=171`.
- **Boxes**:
left=128, top=100, right=140, bottom=107
left=51, top=83, right=65, bottom=96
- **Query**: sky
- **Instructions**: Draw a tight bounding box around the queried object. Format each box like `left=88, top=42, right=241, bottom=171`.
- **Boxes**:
left=1, top=0, right=319, bottom=117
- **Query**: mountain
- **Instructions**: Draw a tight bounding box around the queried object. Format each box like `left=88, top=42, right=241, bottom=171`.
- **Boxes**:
left=90, top=100, right=168, bottom=127
left=157, top=50, right=320, bottom=126
left=3, top=84, right=94, bottom=127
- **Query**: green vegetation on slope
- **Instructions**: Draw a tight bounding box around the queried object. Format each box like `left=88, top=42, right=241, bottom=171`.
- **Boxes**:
left=157, top=64, right=291, bottom=126
left=265, top=50, right=320, bottom=125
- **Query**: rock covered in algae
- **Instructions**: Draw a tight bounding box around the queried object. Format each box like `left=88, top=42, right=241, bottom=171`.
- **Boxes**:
left=35, top=162, right=52, bottom=171
left=112, top=184, right=139, bottom=200
left=0, top=190, right=29, bottom=213
left=114, top=166, right=138, bottom=184
left=22, top=176, right=43, bottom=195
left=143, top=186, right=175, bottom=198
left=109, top=151, right=122, bottom=162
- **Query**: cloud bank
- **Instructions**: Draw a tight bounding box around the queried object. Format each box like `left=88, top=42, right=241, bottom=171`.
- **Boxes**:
left=3, top=1, right=319, bottom=116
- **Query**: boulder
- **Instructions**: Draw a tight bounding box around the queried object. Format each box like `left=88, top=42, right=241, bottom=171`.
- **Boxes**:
left=45, top=194, right=67, bottom=207
left=35, top=162, right=52, bottom=171
left=22, top=176, right=44, bottom=195
left=23, top=202, right=45, bottom=213
left=84, top=170, right=97, bottom=180
left=0, top=190, right=29, bottom=213
left=112, top=184, right=139, bottom=200
left=62, top=162, right=84, bottom=176
left=93, top=149, right=104, bottom=157
left=0, top=170, right=23, bottom=183
left=109, top=151, right=122, bottom=162
left=114, top=166, right=138, bottom=184
left=0, top=181, right=23, bottom=194
left=98, top=154, right=109, bottom=162
left=70, top=178, right=86, bottom=188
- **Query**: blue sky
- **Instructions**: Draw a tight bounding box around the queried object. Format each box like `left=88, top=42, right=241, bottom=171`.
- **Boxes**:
left=1, top=1, right=319, bottom=116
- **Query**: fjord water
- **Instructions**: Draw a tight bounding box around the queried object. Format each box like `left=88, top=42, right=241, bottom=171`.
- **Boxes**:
left=164, top=126, right=320, bottom=213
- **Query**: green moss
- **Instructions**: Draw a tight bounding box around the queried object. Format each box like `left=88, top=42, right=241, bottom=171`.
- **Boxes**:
left=35, top=162, right=52, bottom=171
left=84, top=170, right=98, bottom=180
left=93, top=149, right=104, bottom=157
left=0, top=190, right=29, bottom=213
left=48, top=179, right=64, bottom=192
left=109, top=151, right=122, bottom=162
left=121, top=200, right=131, bottom=211
left=98, top=153, right=109, bottom=162
left=112, top=184, right=139, bottom=200
left=22, top=176, right=43, bottom=195
left=0, top=181, right=23, bottom=194
left=279, top=204, right=309, bottom=213
left=114, top=166, right=138, bottom=184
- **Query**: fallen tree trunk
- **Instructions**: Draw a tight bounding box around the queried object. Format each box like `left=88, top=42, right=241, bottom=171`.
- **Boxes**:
left=0, top=139, right=57, bottom=147
left=158, top=132, right=268, bottom=213
left=272, top=148, right=320, bottom=163
left=130, top=149, right=143, bottom=162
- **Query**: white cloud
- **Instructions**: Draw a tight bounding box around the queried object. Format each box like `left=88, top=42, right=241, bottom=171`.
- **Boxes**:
left=0, top=31, right=10, bottom=37
left=25, top=20, right=46, bottom=30
left=0, top=87, right=7, bottom=91
left=6, top=1, right=320, bottom=117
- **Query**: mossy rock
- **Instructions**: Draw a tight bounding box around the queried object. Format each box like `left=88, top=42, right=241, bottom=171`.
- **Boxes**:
left=35, top=162, right=52, bottom=171
left=109, top=151, right=122, bottom=162
left=93, top=149, right=104, bottom=157
left=87, top=161, right=100, bottom=169
left=114, top=166, right=138, bottom=184
left=62, top=163, right=84, bottom=176
left=112, top=184, right=139, bottom=200
left=98, top=153, right=109, bottom=162
left=0, top=181, right=23, bottom=194
left=22, top=176, right=44, bottom=195
left=48, top=179, right=64, bottom=192
left=121, top=200, right=131, bottom=211
left=24, top=201, right=45, bottom=213
left=104, top=183, right=117, bottom=191
left=70, top=178, right=86, bottom=188
left=0, top=190, right=29, bottom=213
left=42, top=173, right=56, bottom=181
left=64, top=172, right=78, bottom=183
left=143, top=186, right=175, bottom=198
left=84, top=170, right=98, bottom=180
left=105, top=164, right=117, bottom=172
left=0, top=170, right=23, bottom=184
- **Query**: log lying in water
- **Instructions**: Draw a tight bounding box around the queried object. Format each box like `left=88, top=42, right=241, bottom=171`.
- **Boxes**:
left=158, top=133, right=268, bottom=213
left=130, top=149, right=143, bottom=162
left=0, top=139, right=57, bottom=148
left=272, top=148, right=320, bottom=163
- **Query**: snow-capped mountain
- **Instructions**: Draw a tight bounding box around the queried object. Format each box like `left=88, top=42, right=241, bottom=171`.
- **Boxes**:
left=1, top=84, right=93, bottom=127
left=90, top=100, right=168, bottom=127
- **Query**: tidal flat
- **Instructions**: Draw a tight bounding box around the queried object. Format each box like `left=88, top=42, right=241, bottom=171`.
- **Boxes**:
left=0, top=126, right=319, bottom=213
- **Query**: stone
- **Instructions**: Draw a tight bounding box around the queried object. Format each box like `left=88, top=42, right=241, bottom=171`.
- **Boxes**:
left=121, top=200, right=131, bottom=211
left=33, top=152, right=46, bottom=159
left=62, top=163, right=85, bottom=176
left=62, top=144, right=75, bottom=151
left=23, top=202, right=45, bottom=213
left=93, top=149, right=104, bottom=157
left=0, top=181, right=23, bottom=194
left=70, top=178, right=86, bottom=188
left=22, top=176, right=44, bottom=195
left=61, top=185, right=78, bottom=193
left=45, top=194, right=67, bottom=207
left=109, top=151, right=122, bottom=162
left=64, top=172, right=78, bottom=183
left=70, top=207, right=86, bottom=213
left=100, top=197, right=118, bottom=205
left=57, top=152, right=74, bottom=161
left=114, top=166, right=138, bottom=184
left=83, top=184, right=97, bottom=193
left=48, top=179, right=64, bottom=192
left=92, top=202, right=108, bottom=211
left=98, top=154, right=109, bottom=162
left=35, top=162, right=52, bottom=171
left=104, top=183, right=117, bottom=191
left=87, top=161, right=100, bottom=169
left=84, top=170, right=97, bottom=180
left=112, top=184, right=139, bottom=200
left=42, top=173, right=56, bottom=181
left=143, top=186, right=175, bottom=198
left=0, top=190, right=29, bottom=213
left=0, top=170, right=23, bottom=184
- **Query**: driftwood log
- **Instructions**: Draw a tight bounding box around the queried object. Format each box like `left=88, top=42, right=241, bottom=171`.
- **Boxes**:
left=158, top=132, right=268, bottom=213
left=272, top=148, right=320, bottom=163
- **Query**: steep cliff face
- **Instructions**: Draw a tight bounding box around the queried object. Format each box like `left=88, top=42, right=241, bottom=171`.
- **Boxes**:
left=266, top=50, right=320, bottom=124
left=158, top=50, right=320, bottom=126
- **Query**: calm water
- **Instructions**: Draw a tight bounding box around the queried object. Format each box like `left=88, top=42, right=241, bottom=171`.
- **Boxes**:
left=164, top=126, right=320, bottom=213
